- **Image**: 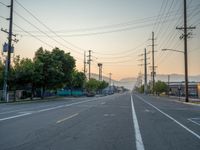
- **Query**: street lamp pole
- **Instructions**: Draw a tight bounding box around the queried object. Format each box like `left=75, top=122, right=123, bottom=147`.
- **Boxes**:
left=162, top=48, right=189, bottom=102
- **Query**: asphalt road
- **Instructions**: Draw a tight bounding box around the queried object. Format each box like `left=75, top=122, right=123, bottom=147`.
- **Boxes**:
left=0, top=92, right=199, bottom=150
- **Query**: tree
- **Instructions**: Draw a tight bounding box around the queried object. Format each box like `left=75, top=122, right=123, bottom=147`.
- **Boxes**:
left=33, top=47, right=76, bottom=98
left=98, top=80, right=109, bottom=91
left=154, top=80, right=167, bottom=95
left=85, top=79, right=109, bottom=93
left=85, top=78, right=99, bottom=92
left=71, top=70, right=86, bottom=89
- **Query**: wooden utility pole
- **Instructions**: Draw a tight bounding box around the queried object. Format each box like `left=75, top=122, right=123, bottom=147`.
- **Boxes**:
left=176, top=0, right=195, bottom=102
left=88, top=50, right=92, bottom=80
left=151, top=32, right=155, bottom=95
left=2, top=0, right=14, bottom=102
left=144, top=48, right=147, bottom=94
left=83, top=51, right=86, bottom=76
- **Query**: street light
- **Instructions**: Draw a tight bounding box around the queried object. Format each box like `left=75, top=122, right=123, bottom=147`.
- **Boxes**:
left=162, top=48, right=189, bottom=102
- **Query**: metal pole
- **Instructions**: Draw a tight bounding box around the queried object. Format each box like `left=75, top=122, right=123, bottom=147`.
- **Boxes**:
left=144, top=48, right=147, bottom=94
left=152, top=32, right=155, bottom=95
left=88, top=50, right=91, bottom=80
left=183, top=0, right=189, bottom=102
left=168, top=75, right=170, bottom=97
left=84, top=51, right=86, bottom=76
left=3, top=0, right=13, bottom=102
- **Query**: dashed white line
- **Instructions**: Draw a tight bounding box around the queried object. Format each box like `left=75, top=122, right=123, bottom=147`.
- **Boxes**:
left=0, top=97, right=104, bottom=122
left=56, top=113, right=79, bottom=124
left=135, top=94, right=200, bottom=140
left=131, top=95, right=145, bottom=150
left=0, top=112, right=32, bottom=121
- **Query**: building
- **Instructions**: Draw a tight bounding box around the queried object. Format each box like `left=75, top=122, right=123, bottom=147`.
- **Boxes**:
left=168, top=82, right=200, bottom=98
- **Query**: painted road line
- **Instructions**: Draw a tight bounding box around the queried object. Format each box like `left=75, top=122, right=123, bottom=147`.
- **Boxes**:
left=0, top=104, right=54, bottom=115
left=0, top=97, right=104, bottom=122
left=56, top=113, right=79, bottom=124
left=188, top=118, right=200, bottom=126
left=131, top=95, right=145, bottom=150
left=0, top=112, right=32, bottom=121
left=135, top=94, right=200, bottom=140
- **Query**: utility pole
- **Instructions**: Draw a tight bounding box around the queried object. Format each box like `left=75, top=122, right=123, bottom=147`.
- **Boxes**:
left=151, top=32, right=155, bottom=95
left=176, top=0, right=195, bottom=102
left=88, top=50, right=92, bottom=80
left=98, top=63, right=102, bottom=81
left=109, top=73, right=112, bottom=86
left=168, top=75, right=170, bottom=97
left=144, top=48, right=147, bottom=94
left=83, top=51, right=86, bottom=76
left=2, top=0, right=14, bottom=102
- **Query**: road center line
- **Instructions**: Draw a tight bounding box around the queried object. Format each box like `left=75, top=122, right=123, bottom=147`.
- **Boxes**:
left=131, top=95, right=145, bottom=150
left=0, top=97, right=104, bottom=122
left=56, top=113, right=79, bottom=124
left=0, top=112, right=32, bottom=121
left=134, top=94, right=200, bottom=140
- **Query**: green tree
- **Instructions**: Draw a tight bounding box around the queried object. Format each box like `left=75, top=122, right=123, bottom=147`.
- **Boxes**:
left=34, top=47, right=60, bottom=98
left=85, top=78, right=99, bottom=92
left=51, top=47, right=76, bottom=88
left=33, top=47, right=76, bottom=98
left=8, top=56, right=36, bottom=100
left=154, top=80, right=167, bottom=95
left=85, top=79, right=109, bottom=93
left=98, top=80, right=109, bottom=90
left=71, top=71, right=86, bottom=89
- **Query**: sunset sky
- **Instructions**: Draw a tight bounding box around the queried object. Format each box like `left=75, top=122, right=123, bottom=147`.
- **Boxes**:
left=0, top=0, right=200, bottom=81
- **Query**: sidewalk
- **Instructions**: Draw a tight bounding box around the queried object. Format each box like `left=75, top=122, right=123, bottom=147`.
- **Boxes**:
left=169, top=95, right=200, bottom=104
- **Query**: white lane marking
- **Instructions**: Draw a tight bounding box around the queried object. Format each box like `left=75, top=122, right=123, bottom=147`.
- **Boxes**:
left=103, top=113, right=115, bottom=117
left=56, top=113, right=79, bottom=124
left=0, top=113, right=31, bottom=121
left=0, top=98, right=103, bottom=122
left=0, top=104, right=54, bottom=115
left=0, top=110, right=21, bottom=115
left=131, top=95, right=145, bottom=150
left=101, top=102, right=106, bottom=105
left=135, top=94, right=200, bottom=140
left=188, top=118, right=200, bottom=126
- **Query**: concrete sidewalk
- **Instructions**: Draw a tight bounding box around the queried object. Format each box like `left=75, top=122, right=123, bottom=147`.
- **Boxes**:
left=169, top=96, right=200, bottom=104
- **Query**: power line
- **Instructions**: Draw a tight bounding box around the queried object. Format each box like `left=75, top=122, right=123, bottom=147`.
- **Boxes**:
left=0, top=16, right=7, bottom=20
left=13, top=23, right=54, bottom=48
left=154, top=0, right=169, bottom=35
left=14, top=0, right=84, bottom=53
left=13, top=10, right=83, bottom=56
left=14, top=10, right=182, bottom=34
left=156, top=1, right=199, bottom=65
left=157, top=0, right=175, bottom=40
left=152, top=0, right=165, bottom=31
left=93, top=40, right=147, bottom=56
left=18, top=17, right=183, bottom=37
left=155, top=1, right=183, bottom=64
left=0, top=1, right=8, bottom=7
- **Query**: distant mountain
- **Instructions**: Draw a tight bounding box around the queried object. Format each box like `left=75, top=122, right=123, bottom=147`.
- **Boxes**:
left=88, top=73, right=200, bottom=90
left=152, top=74, right=200, bottom=82
left=118, top=74, right=200, bottom=90
left=120, top=74, right=200, bottom=82
left=89, top=73, right=136, bottom=90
